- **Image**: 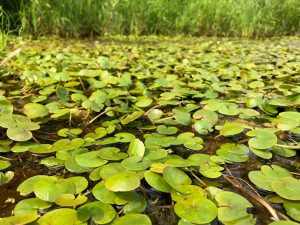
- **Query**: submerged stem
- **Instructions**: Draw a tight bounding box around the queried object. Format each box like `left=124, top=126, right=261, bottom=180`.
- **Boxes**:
left=275, top=144, right=300, bottom=150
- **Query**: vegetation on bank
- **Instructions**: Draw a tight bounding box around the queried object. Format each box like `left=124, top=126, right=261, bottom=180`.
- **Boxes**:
left=1, top=0, right=300, bottom=38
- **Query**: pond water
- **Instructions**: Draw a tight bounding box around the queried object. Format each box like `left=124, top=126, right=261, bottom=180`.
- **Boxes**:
left=0, top=37, right=299, bottom=225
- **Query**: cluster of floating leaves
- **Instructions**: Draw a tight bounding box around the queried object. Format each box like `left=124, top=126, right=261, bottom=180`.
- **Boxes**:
left=0, top=37, right=299, bottom=225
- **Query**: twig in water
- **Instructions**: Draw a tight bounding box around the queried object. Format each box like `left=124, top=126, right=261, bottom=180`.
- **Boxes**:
left=191, top=172, right=207, bottom=187
left=223, top=175, right=279, bottom=221
left=275, top=144, right=300, bottom=150
left=0, top=48, right=22, bottom=66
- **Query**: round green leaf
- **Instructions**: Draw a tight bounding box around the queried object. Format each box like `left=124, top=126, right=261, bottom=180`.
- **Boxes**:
left=38, top=208, right=79, bottom=225
left=284, top=201, right=300, bottom=222
left=75, top=151, right=108, bottom=168
left=112, top=214, right=151, bottom=225
left=105, top=172, right=140, bottom=192
left=33, top=178, right=76, bottom=202
left=163, top=167, right=192, bottom=194
left=247, top=129, right=277, bottom=149
left=55, top=194, right=87, bottom=207
left=172, top=107, right=192, bottom=125
left=7, top=127, right=32, bottom=142
left=128, top=138, right=145, bottom=157
left=248, top=165, right=292, bottom=191
left=23, top=103, right=49, bottom=119
left=52, top=138, right=85, bottom=151
left=215, top=191, right=254, bottom=223
left=144, top=170, right=172, bottom=193
left=174, top=198, right=217, bottom=224
left=0, top=214, right=38, bottom=225
left=17, top=175, right=57, bottom=196
left=0, top=160, right=11, bottom=170
left=121, top=111, right=144, bottom=125
left=271, top=177, right=300, bottom=200
left=14, top=198, right=52, bottom=215
left=77, top=201, right=116, bottom=224
left=98, top=147, right=128, bottom=160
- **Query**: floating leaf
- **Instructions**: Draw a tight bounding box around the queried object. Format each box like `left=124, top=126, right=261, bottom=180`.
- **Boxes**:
left=128, top=138, right=145, bottom=157
left=14, top=198, right=52, bottom=215
left=147, top=109, right=163, bottom=122
left=77, top=201, right=116, bottom=224
left=271, top=177, right=300, bottom=200
left=75, top=151, right=108, bottom=168
left=121, top=111, right=144, bottom=125
left=98, top=147, right=128, bottom=160
left=216, top=143, right=249, bottom=163
left=216, top=122, right=250, bottom=136
left=215, top=191, right=256, bottom=224
left=248, top=165, right=292, bottom=191
left=174, top=198, right=217, bottom=224
left=56, top=86, right=69, bottom=101
left=0, top=214, right=38, bottom=225
left=105, top=172, right=140, bottom=192
left=23, top=103, right=49, bottom=119
left=172, top=107, right=192, bottom=125
left=55, top=194, right=87, bottom=207
left=112, top=214, right=151, bottom=225
left=17, top=175, right=57, bottom=196
left=144, top=170, right=172, bottom=193
left=247, top=128, right=277, bottom=149
left=283, top=200, right=300, bottom=222
left=0, top=160, right=11, bottom=170
left=157, top=125, right=178, bottom=135
left=52, top=138, right=85, bottom=151
left=33, top=178, right=76, bottom=202
left=163, top=167, right=192, bottom=194
left=0, top=171, right=14, bottom=184
left=135, top=97, right=153, bottom=108
left=38, top=208, right=79, bottom=225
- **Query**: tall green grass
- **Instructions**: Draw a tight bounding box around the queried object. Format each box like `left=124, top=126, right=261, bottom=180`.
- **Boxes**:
left=0, top=6, right=10, bottom=50
left=2, top=0, right=300, bottom=37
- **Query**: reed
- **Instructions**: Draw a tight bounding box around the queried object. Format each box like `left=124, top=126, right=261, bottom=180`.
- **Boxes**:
left=1, top=0, right=300, bottom=37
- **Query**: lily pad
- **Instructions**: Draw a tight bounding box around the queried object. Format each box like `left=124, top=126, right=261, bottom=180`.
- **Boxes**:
left=105, top=171, right=141, bottom=192
left=283, top=200, right=300, bottom=222
left=14, top=198, right=52, bottom=215
left=33, top=178, right=76, bottom=202
left=247, top=128, right=277, bottom=149
left=23, top=103, right=49, bottom=119
left=271, top=177, right=300, bottom=200
left=163, top=167, right=192, bottom=194
left=112, top=214, right=152, bottom=225
left=0, top=214, right=38, bottom=225
left=0, top=160, right=11, bottom=170
left=98, top=147, right=128, bottom=160
left=157, top=125, right=178, bottom=135
left=17, top=175, right=57, bottom=196
left=216, top=143, right=249, bottom=163
left=77, top=201, right=116, bottom=224
left=174, top=198, right=217, bottom=224
left=52, top=138, right=85, bottom=151
left=215, top=191, right=255, bottom=224
left=144, top=170, right=172, bottom=193
left=121, top=111, right=144, bottom=125
left=38, top=208, right=80, bottom=225
left=248, top=165, right=292, bottom=191
left=128, top=138, right=145, bottom=157
left=172, top=107, right=192, bottom=125
left=75, top=151, right=108, bottom=168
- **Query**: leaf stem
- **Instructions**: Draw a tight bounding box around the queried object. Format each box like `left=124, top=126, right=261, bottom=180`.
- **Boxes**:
left=275, top=144, right=300, bottom=150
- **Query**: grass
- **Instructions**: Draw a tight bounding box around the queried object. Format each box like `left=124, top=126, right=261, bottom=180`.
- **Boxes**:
left=1, top=0, right=300, bottom=37
left=0, top=6, right=10, bottom=50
